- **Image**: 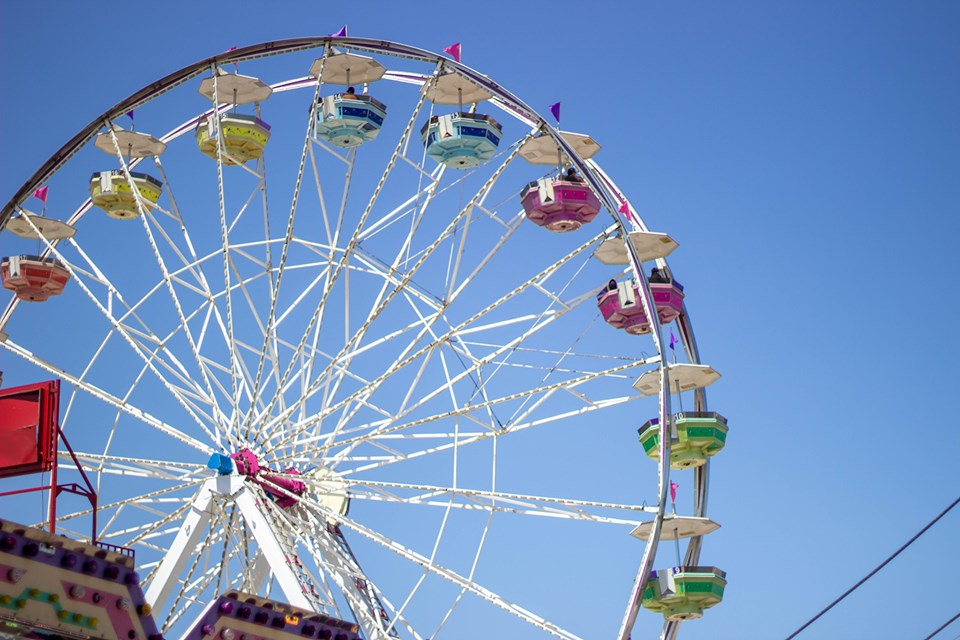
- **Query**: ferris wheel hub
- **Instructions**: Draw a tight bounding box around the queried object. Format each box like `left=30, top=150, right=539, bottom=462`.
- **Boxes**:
left=207, top=450, right=350, bottom=519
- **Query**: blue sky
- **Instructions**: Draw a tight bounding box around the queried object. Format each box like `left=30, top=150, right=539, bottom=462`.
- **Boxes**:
left=2, top=2, right=960, bottom=639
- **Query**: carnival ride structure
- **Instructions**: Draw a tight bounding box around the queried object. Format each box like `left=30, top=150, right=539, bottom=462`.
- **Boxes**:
left=0, top=37, right=727, bottom=640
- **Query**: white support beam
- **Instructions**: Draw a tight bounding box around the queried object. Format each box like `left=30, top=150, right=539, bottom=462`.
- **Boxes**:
left=233, top=486, right=316, bottom=610
left=145, top=476, right=234, bottom=611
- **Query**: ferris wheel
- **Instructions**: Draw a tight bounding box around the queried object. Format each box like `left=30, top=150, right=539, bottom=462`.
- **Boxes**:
left=0, top=37, right=727, bottom=640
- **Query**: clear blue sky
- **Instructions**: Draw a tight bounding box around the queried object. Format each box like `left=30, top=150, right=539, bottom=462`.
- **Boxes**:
left=2, top=2, right=959, bottom=639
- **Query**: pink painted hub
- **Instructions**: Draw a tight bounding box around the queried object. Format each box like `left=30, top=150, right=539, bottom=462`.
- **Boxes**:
left=521, top=179, right=601, bottom=232
left=597, top=281, right=685, bottom=335
left=230, top=449, right=305, bottom=509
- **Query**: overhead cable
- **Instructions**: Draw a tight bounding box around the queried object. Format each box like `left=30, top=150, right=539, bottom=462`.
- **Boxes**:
left=784, top=493, right=960, bottom=639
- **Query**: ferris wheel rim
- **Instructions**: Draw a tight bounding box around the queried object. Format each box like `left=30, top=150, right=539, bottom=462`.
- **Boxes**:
left=0, top=37, right=718, bottom=640
left=1, top=36, right=550, bottom=228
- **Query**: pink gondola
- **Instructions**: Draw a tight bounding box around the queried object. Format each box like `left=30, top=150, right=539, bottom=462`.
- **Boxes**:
left=521, top=178, right=601, bottom=232
left=597, top=280, right=685, bottom=335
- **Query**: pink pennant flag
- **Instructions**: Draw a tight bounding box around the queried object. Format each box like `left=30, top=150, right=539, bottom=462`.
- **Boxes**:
left=443, top=42, right=461, bottom=63
left=330, top=25, right=347, bottom=37
left=548, top=102, right=561, bottom=123
left=670, top=481, right=679, bottom=503
left=227, top=45, right=239, bottom=72
left=33, top=186, right=48, bottom=204
left=618, top=200, right=638, bottom=224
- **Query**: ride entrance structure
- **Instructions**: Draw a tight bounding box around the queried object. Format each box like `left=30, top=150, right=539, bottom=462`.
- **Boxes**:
left=0, top=37, right=728, bottom=639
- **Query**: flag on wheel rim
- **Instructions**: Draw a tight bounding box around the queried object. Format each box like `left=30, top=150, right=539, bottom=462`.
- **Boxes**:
left=548, top=102, right=561, bottom=123
left=444, top=42, right=461, bottom=63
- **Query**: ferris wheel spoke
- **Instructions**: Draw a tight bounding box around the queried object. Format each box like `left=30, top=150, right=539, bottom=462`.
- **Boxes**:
left=270, top=314, right=443, bottom=457
left=266, top=143, right=530, bottom=454
left=151, top=158, right=224, bottom=290
left=71, top=452, right=206, bottom=481
left=325, top=358, right=650, bottom=475
left=340, top=388, right=642, bottom=477
left=247, top=68, right=438, bottom=448
left=147, top=161, right=259, bottom=408
left=209, top=71, right=248, bottom=429
left=47, top=480, right=201, bottom=528
left=105, top=502, right=193, bottom=547
left=161, top=524, right=232, bottom=634
left=427, top=509, right=495, bottom=640
left=307, top=131, right=356, bottom=249
left=294, top=144, right=357, bottom=418
left=325, top=311, right=591, bottom=450
left=19, top=213, right=225, bottom=445
left=102, top=128, right=232, bottom=437
left=317, top=289, right=445, bottom=451
left=330, top=298, right=604, bottom=452
left=296, top=107, right=369, bottom=418
left=241, top=76, right=328, bottom=442
left=350, top=251, right=444, bottom=315
left=289, top=506, right=424, bottom=640
left=353, top=171, right=441, bottom=246
left=225, top=254, right=281, bottom=422
left=272, top=507, right=396, bottom=635
left=350, top=220, right=603, bottom=414
left=298, top=493, right=582, bottom=640
left=325, top=291, right=446, bottom=446
left=297, top=144, right=357, bottom=424
left=97, top=502, right=182, bottom=549
left=60, top=256, right=214, bottom=422
left=274, top=301, right=583, bottom=460
left=205, top=273, right=273, bottom=428
left=236, top=259, right=337, bottom=448
left=0, top=339, right=209, bottom=451
left=346, top=480, right=655, bottom=525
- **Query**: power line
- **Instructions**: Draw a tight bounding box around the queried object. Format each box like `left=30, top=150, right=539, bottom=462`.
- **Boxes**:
left=922, top=610, right=960, bottom=640
left=784, top=493, right=960, bottom=639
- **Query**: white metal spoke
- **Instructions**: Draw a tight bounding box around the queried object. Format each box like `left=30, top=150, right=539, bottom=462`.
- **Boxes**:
left=22, top=219, right=222, bottom=446
left=329, top=369, right=648, bottom=477
left=104, top=127, right=231, bottom=440
left=298, top=493, right=582, bottom=640
left=0, top=338, right=209, bottom=452
left=347, top=479, right=656, bottom=524
left=271, top=225, right=607, bottom=458
left=316, top=336, right=652, bottom=462
left=241, top=60, right=326, bottom=441
left=248, top=68, right=439, bottom=450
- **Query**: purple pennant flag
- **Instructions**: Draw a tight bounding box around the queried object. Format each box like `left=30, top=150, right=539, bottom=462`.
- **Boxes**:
left=331, top=25, right=347, bottom=37
left=126, top=110, right=134, bottom=122
left=548, top=102, right=561, bottom=123
left=669, top=329, right=678, bottom=351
